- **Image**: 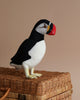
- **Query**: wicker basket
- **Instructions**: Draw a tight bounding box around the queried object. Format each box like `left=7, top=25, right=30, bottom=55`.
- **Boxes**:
left=0, top=67, right=73, bottom=100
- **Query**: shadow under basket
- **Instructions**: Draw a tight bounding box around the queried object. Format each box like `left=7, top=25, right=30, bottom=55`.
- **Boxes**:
left=0, top=67, right=73, bottom=100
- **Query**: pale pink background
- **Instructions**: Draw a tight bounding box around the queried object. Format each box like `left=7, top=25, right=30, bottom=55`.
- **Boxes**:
left=0, top=0, right=80, bottom=100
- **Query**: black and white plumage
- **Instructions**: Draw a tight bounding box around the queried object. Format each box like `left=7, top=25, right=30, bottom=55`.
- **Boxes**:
left=10, top=19, right=56, bottom=79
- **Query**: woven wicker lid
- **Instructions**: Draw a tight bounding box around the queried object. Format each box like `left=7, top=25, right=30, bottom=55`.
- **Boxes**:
left=0, top=67, right=72, bottom=97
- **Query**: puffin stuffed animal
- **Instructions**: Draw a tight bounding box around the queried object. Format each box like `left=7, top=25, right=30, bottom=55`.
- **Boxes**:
left=10, top=19, right=56, bottom=79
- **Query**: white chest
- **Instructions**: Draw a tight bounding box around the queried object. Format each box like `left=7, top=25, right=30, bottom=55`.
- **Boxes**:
left=24, top=40, right=46, bottom=67
left=29, top=40, right=46, bottom=60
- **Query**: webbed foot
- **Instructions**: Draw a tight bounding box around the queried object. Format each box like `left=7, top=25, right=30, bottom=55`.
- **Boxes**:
left=32, top=73, right=42, bottom=77
left=27, top=75, right=37, bottom=79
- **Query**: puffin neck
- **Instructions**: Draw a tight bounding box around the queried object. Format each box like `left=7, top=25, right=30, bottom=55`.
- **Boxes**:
left=29, top=30, right=44, bottom=42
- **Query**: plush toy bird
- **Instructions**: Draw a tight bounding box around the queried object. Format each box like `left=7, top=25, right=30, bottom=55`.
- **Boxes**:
left=10, top=19, right=56, bottom=79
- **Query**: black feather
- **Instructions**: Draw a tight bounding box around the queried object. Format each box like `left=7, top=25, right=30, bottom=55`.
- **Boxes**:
left=10, top=31, right=44, bottom=65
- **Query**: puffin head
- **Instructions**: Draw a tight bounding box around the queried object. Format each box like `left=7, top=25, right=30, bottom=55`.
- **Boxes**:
left=33, top=19, right=56, bottom=35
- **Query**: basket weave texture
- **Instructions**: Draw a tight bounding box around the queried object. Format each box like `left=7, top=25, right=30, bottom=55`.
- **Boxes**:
left=0, top=67, right=72, bottom=100
left=0, top=90, right=72, bottom=100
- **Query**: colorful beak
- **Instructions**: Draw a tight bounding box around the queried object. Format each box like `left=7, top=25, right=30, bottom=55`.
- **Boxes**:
left=47, top=24, right=56, bottom=35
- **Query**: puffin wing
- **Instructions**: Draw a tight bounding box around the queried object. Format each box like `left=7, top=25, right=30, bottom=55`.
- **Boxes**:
left=10, top=39, right=35, bottom=65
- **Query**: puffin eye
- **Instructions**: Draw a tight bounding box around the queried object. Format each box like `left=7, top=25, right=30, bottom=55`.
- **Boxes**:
left=39, top=24, right=47, bottom=28
left=44, top=24, right=47, bottom=28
